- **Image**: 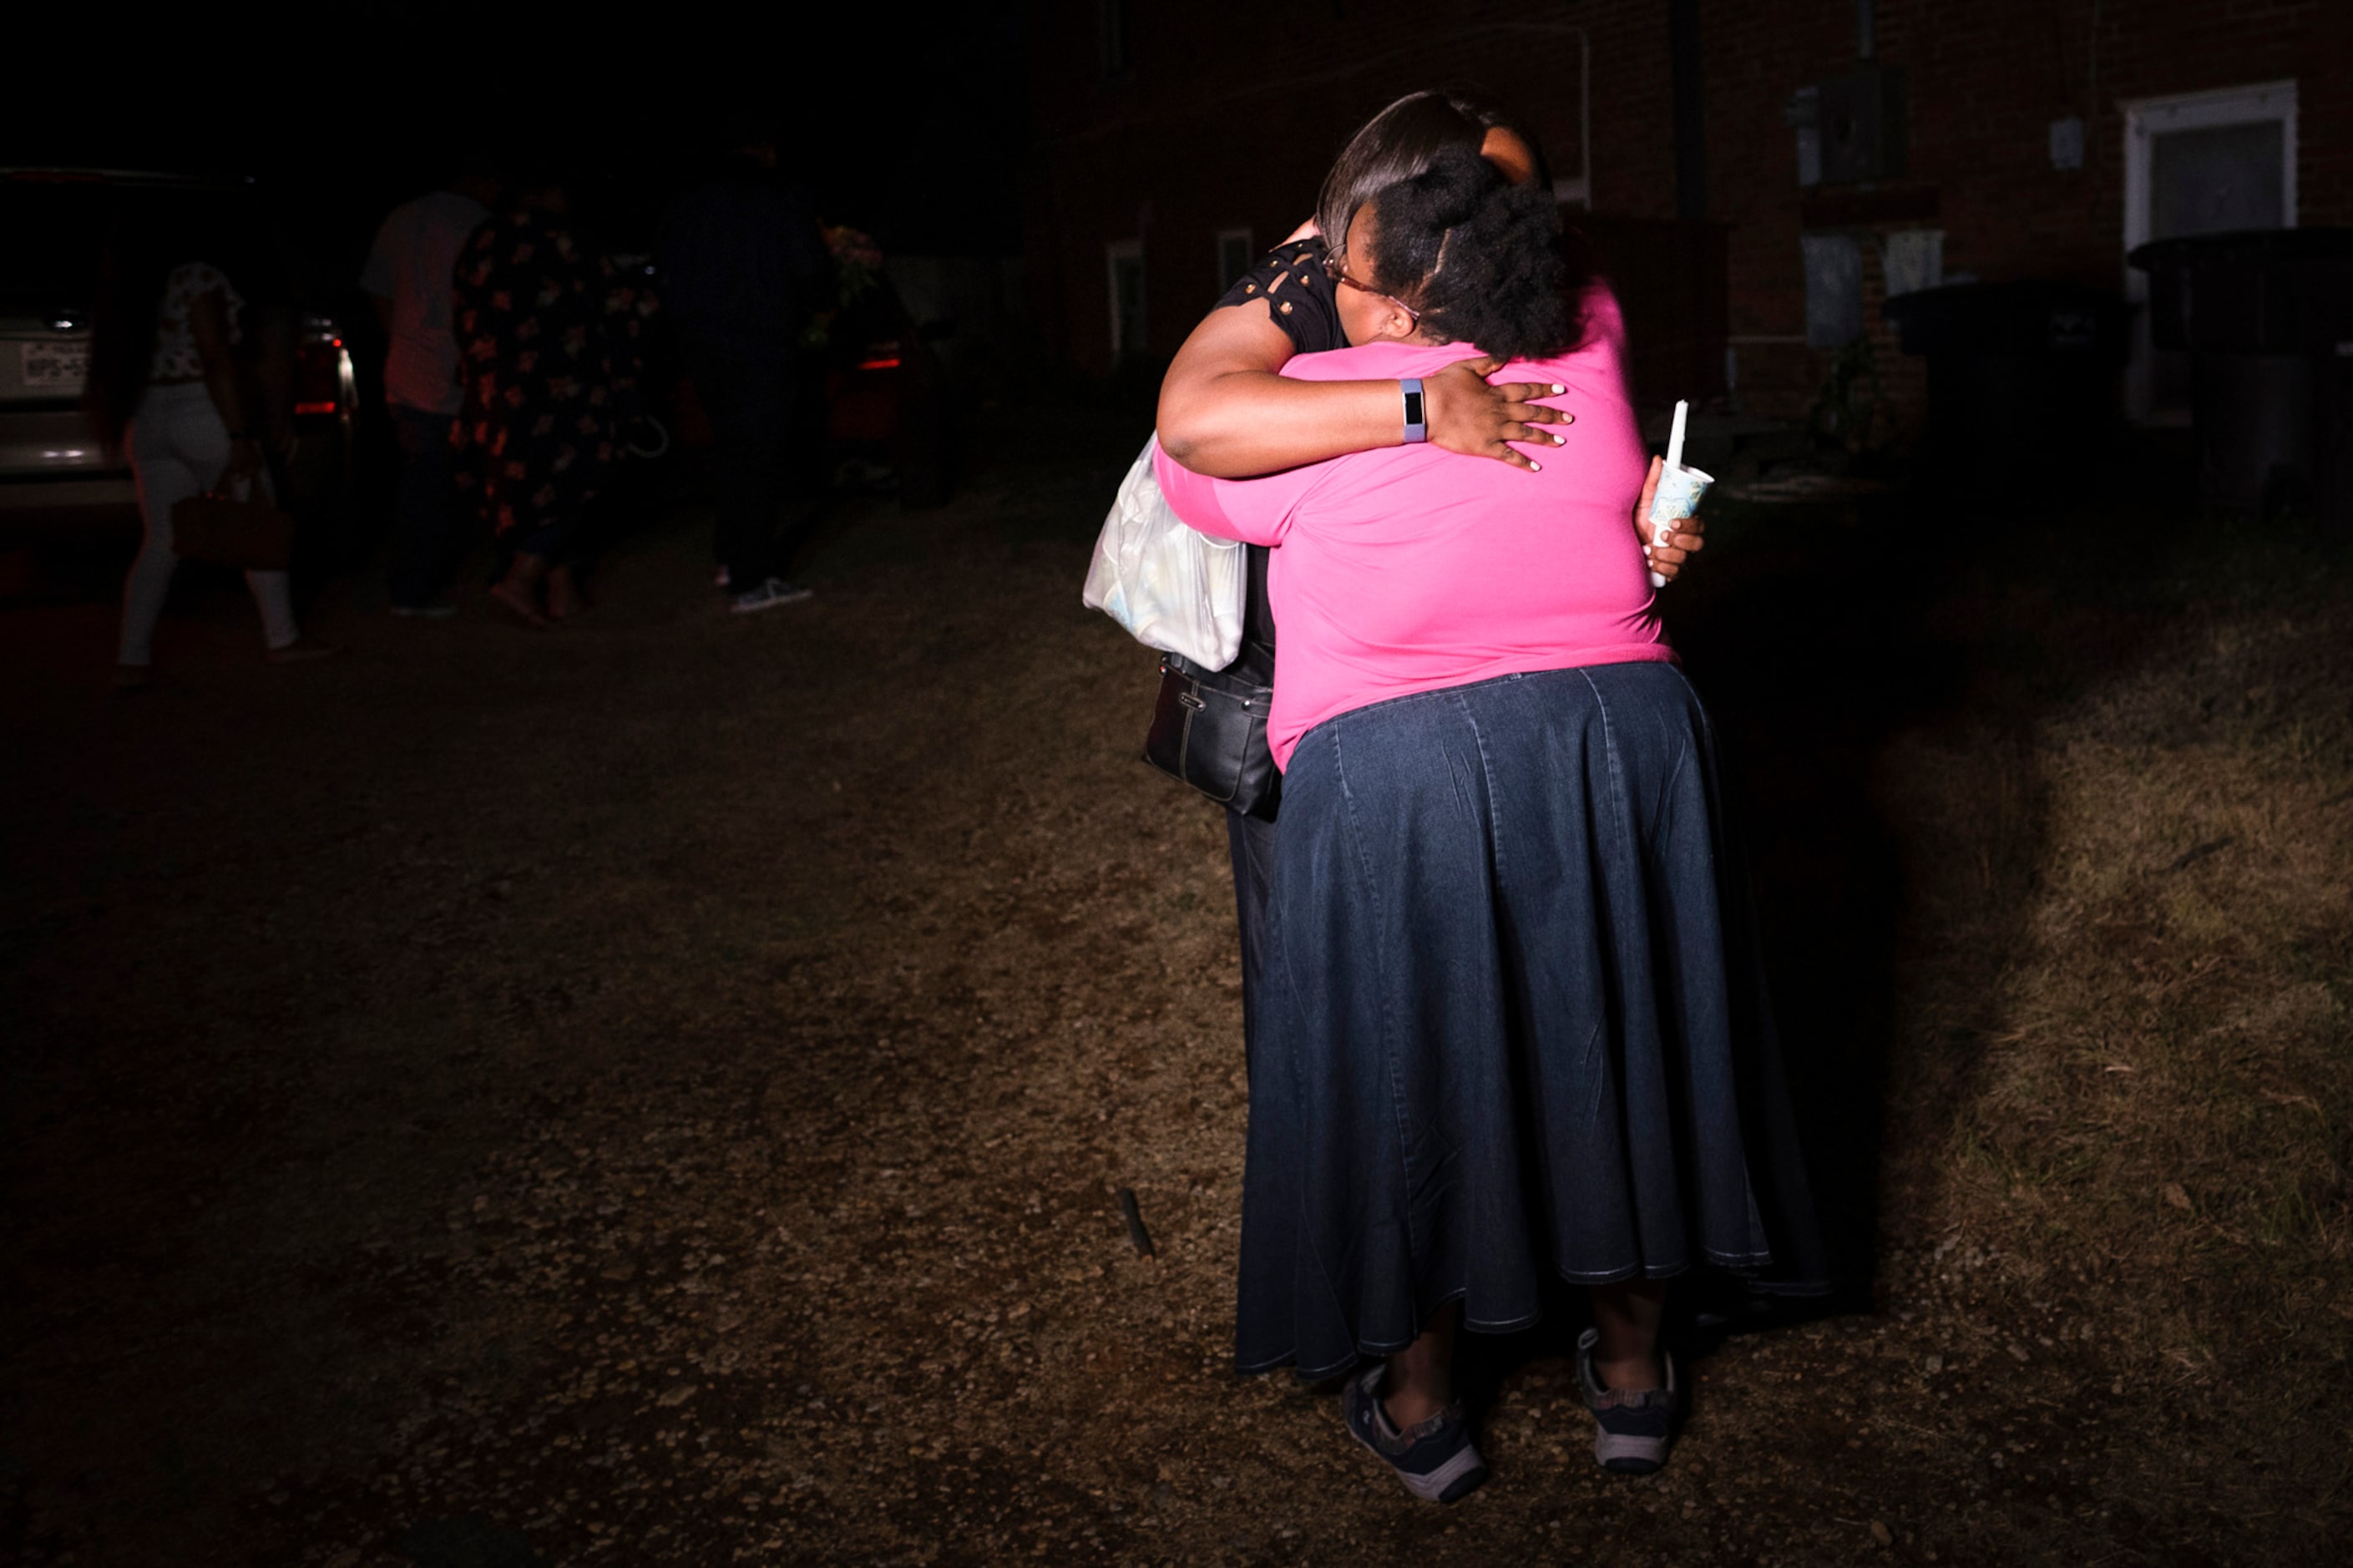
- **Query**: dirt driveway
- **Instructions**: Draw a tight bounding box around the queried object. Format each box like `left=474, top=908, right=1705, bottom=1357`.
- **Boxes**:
left=4, top=424, right=2348, bottom=1566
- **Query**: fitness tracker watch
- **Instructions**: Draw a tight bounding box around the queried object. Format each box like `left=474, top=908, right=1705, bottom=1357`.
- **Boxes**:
left=1400, top=378, right=1428, bottom=443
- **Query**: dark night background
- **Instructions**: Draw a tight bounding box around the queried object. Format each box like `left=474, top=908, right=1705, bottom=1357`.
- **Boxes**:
left=4, top=4, right=2350, bottom=1565
left=5, top=4, right=1030, bottom=276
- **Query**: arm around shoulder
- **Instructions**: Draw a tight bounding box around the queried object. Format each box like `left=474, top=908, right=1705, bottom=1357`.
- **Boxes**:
left=1156, top=302, right=1411, bottom=479
left=1155, top=301, right=1293, bottom=470
left=1151, top=427, right=1308, bottom=548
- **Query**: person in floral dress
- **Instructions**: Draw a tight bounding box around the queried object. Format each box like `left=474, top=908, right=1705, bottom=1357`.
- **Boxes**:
left=450, top=177, right=653, bottom=626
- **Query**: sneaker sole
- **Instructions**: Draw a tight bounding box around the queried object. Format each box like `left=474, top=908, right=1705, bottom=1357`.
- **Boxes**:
left=1596, top=1432, right=1668, bottom=1475
left=1343, top=1388, right=1489, bottom=1504
left=1392, top=1441, right=1488, bottom=1503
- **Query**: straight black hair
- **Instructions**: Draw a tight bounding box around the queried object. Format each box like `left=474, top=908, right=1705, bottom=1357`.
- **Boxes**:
left=1313, top=90, right=1553, bottom=266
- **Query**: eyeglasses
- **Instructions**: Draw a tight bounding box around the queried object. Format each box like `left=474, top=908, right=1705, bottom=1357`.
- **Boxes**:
left=1321, top=247, right=1422, bottom=329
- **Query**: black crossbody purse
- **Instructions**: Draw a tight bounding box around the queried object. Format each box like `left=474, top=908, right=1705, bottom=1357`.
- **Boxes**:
left=1141, top=545, right=1281, bottom=820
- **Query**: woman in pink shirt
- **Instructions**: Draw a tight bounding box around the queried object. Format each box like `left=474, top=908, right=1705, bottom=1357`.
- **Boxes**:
left=1156, top=146, right=1824, bottom=1501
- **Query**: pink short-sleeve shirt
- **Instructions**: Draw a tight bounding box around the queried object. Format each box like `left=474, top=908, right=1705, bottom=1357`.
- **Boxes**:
left=1153, top=286, right=1672, bottom=771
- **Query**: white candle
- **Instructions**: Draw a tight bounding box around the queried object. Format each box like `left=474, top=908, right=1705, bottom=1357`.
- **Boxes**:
left=1649, top=400, right=1691, bottom=587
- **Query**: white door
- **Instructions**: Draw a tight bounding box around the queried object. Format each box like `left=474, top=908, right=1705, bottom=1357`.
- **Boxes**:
left=2121, top=81, right=2299, bottom=423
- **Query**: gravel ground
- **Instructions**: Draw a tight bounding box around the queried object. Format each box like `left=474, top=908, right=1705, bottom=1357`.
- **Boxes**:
left=3, top=422, right=2347, bottom=1566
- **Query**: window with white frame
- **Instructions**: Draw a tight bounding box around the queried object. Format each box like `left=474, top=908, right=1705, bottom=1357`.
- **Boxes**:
left=2121, top=80, right=2299, bottom=422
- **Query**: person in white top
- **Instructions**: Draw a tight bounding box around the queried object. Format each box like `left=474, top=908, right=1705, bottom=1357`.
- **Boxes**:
left=361, top=161, right=501, bottom=616
left=86, top=195, right=334, bottom=688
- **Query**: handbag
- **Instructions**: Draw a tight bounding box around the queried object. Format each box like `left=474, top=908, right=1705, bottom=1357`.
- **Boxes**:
left=172, top=483, right=296, bottom=570
left=1082, top=437, right=1247, bottom=670
left=1142, top=641, right=1281, bottom=820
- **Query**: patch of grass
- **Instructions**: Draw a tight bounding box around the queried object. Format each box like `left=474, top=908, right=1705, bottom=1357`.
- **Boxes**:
left=1876, top=503, right=2353, bottom=1516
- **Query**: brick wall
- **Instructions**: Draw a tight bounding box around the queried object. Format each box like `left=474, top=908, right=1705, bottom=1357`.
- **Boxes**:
left=1024, top=2, right=1623, bottom=379
left=1025, top=0, right=2350, bottom=426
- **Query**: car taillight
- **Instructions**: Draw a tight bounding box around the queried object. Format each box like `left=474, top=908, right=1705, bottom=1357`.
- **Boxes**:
left=856, top=341, right=902, bottom=372
left=295, top=331, right=352, bottom=417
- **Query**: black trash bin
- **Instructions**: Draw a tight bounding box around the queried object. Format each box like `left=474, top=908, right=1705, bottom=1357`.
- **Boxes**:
left=2129, top=227, right=2353, bottom=521
left=1883, top=281, right=2132, bottom=501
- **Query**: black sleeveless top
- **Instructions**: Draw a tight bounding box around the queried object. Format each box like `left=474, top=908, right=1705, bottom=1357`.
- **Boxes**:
left=1214, top=235, right=1343, bottom=358
left=1207, top=236, right=1343, bottom=680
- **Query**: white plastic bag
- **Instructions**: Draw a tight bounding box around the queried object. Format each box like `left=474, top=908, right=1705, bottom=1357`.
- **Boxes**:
left=1081, top=437, right=1246, bottom=670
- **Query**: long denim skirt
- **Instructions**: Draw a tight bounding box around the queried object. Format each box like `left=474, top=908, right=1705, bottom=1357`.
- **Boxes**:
left=1238, top=662, right=1826, bottom=1377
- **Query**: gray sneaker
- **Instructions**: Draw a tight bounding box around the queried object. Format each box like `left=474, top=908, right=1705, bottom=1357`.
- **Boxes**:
left=730, top=578, right=814, bottom=615
left=1576, top=1327, right=1680, bottom=1475
left=1341, top=1363, right=1489, bottom=1504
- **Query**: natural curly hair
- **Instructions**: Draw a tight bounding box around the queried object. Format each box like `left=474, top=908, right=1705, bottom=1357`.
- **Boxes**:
left=1363, top=143, right=1578, bottom=363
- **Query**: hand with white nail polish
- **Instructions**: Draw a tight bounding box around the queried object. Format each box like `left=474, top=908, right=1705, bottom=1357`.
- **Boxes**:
left=1423, top=354, right=1576, bottom=473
